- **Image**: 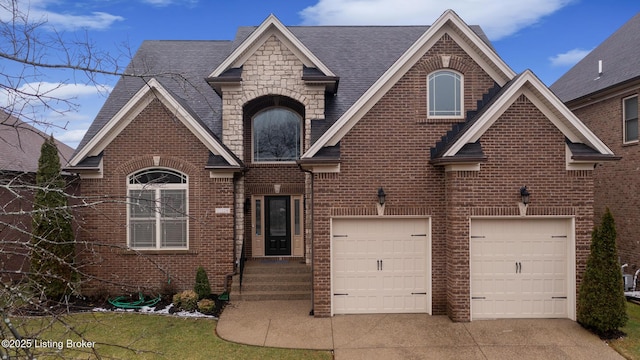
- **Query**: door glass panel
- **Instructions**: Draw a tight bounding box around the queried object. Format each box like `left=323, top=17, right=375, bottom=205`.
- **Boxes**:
left=255, top=199, right=261, bottom=236
left=294, top=199, right=300, bottom=236
left=269, top=198, right=287, bottom=236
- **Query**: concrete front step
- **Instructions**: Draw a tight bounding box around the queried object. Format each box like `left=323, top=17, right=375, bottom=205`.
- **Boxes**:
left=241, top=262, right=311, bottom=275
left=234, top=282, right=311, bottom=292
left=231, top=290, right=311, bottom=301
left=230, top=259, right=312, bottom=301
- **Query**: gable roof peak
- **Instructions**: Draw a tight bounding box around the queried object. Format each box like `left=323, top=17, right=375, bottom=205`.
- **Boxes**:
left=438, top=69, right=614, bottom=159
left=303, top=9, right=516, bottom=159
left=209, top=13, right=335, bottom=78
left=68, top=78, right=240, bottom=169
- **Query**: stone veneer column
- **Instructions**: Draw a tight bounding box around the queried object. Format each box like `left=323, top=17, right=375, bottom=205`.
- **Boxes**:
left=218, top=34, right=327, bottom=263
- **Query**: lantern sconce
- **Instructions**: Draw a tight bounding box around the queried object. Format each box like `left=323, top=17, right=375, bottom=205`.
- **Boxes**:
left=376, top=187, right=386, bottom=216
left=520, top=186, right=530, bottom=205
left=377, top=187, right=386, bottom=206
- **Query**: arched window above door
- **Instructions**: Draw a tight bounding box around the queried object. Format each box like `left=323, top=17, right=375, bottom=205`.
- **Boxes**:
left=252, top=107, right=302, bottom=162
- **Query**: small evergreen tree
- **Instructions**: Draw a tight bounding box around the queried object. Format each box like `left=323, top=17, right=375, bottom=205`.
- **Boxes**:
left=194, top=266, right=211, bottom=300
left=577, top=208, right=628, bottom=335
left=30, top=135, right=76, bottom=299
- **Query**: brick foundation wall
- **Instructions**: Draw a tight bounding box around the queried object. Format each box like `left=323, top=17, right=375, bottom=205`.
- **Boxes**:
left=78, top=99, right=235, bottom=296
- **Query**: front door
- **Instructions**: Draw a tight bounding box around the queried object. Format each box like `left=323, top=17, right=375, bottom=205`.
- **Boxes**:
left=265, top=196, right=291, bottom=256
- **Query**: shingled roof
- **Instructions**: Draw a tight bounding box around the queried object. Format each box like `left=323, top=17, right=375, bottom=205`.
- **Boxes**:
left=0, top=111, right=75, bottom=173
left=74, top=23, right=492, bottom=158
left=551, top=12, right=640, bottom=103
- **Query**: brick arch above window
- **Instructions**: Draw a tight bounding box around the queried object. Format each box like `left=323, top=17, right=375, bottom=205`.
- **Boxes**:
left=115, top=156, right=199, bottom=178
left=239, top=88, right=309, bottom=111
left=416, top=54, right=470, bottom=74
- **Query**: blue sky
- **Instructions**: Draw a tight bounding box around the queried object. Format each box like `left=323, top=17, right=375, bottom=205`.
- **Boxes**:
left=2, top=0, right=639, bottom=148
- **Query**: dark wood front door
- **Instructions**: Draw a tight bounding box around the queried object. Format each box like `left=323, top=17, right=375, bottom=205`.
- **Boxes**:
left=265, top=196, right=291, bottom=256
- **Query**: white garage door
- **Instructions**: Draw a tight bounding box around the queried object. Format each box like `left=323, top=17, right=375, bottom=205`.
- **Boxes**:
left=332, top=218, right=430, bottom=314
left=470, top=218, right=572, bottom=320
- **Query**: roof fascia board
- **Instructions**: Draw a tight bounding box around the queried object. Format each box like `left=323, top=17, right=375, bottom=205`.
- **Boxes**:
left=443, top=71, right=614, bottom=157
left=446, top=29, right=513, bottom=86
left=70, top=79, right=240, bottom=167
left=522, top=74, right=614, bottom=155
left=70, top=82, right=153, bottom=166
left=209, top=14, right=335, bottom=78
left=303, top=9, right=514, bottom=158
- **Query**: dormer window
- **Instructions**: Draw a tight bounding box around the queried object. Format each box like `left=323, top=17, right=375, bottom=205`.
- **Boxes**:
left=253, top=107, right=302, bottom=162
left=428, top=70, right=463, bottom=118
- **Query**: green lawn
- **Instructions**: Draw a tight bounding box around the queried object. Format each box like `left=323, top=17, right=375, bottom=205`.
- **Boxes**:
left=6, top=312, right=332, bottom=360
left=610, top=302, right=640, bottom=359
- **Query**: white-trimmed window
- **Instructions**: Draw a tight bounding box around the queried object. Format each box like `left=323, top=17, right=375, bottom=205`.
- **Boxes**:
left=428, top=70, right=463, bottom=117
left=253, top=107, right=302, bottom=162
left=128, top=168, right=188, bottom=249
left=624, top=95, right=638, bottom=143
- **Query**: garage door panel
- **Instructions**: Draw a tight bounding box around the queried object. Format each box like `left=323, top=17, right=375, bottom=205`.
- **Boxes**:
left=471, top=219, right=571, bottom=320
left=332, top=218, right=430, bottom=315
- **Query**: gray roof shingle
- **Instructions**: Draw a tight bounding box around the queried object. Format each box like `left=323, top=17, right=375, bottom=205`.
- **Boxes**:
left=0, top=111, right=75, bottom=173
left=74, top=24, right=493, bottom=158
left=551, top=12, right=640, bottom=102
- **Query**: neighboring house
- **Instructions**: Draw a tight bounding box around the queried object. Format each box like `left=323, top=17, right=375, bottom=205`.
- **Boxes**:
left=66, top=10, right=617, bottom=322
left=551, top=12, right=640, bottom=278
left=0, top=111, right=75, bottom=281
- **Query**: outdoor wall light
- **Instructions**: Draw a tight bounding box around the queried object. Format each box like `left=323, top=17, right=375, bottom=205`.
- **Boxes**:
left=520, top=186, right=530, bottom=205
left=377, top=187, right=386, bottom=205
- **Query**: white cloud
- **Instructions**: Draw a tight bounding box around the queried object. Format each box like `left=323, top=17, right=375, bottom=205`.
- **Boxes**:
left=0, top=0, right=124, bottom=31
left=19, top=82, right=113, bottom=100
left=141, top=0, right=199, bottom=7
left=43, top=11, right=124, bottom=31
left=54, top=129, right=87, bottom=144
left=549, top=48, right=592, bottom=67
left=300, top=0, right=574, bottom=40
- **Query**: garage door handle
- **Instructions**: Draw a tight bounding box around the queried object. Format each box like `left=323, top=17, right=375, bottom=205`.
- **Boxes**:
left=411, top=292, right=427, bottom=295
left=472, top=297, right=486, bottom=299
left=377, top=260, right=383, bottom=271
left=334, top=293, right=349, bottom=296
left=552, top=296, right=567, bottom=299
left=411, top=234, right=427, bottom=237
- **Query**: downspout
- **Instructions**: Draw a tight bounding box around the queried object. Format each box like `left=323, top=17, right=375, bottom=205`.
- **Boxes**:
left=299, top=164, right=314, bottom=316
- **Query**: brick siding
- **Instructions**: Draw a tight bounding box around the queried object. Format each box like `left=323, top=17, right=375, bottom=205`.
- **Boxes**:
left=569, top=88, right=640, bottom=272
left=311, top=36, right=595, bottom=320
left=78, top=99, right=235, bottom=296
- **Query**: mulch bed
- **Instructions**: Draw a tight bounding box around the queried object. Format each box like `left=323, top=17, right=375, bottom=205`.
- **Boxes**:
left=12, top=294, right=227, bottom=318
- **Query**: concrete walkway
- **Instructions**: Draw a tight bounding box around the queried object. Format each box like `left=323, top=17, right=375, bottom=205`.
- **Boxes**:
left=216, top=300, right=624, bottom=359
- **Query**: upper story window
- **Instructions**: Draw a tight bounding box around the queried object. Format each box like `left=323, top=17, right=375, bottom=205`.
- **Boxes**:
left=428, top=70, right=462, bottom=118
left=128, top=168, right=188, bottom=250
left=253, top=107, right=302, bottom=162
left=624, top=95, right=638, bottom=143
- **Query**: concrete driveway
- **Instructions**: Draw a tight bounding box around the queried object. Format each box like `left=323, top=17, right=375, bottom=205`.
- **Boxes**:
left=216, top=300, right=624, bottom=360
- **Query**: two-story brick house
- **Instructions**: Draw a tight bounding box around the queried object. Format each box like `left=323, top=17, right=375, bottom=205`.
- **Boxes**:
left=551, top=12, right=640, bottom=278
left=67, top=10, right=616, bottom=321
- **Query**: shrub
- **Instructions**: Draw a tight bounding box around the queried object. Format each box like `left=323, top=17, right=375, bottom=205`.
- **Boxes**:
left=194, top=266, right=211, bottom=300
left=160, top=279, right=177, bottom=303
left=577, top=208, right=628, bottom=336
left=172, top=290, right=198, bottom=312
left=197, top=298, right=216, bottom=315
left=30, top=136, right=77, bottom=299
